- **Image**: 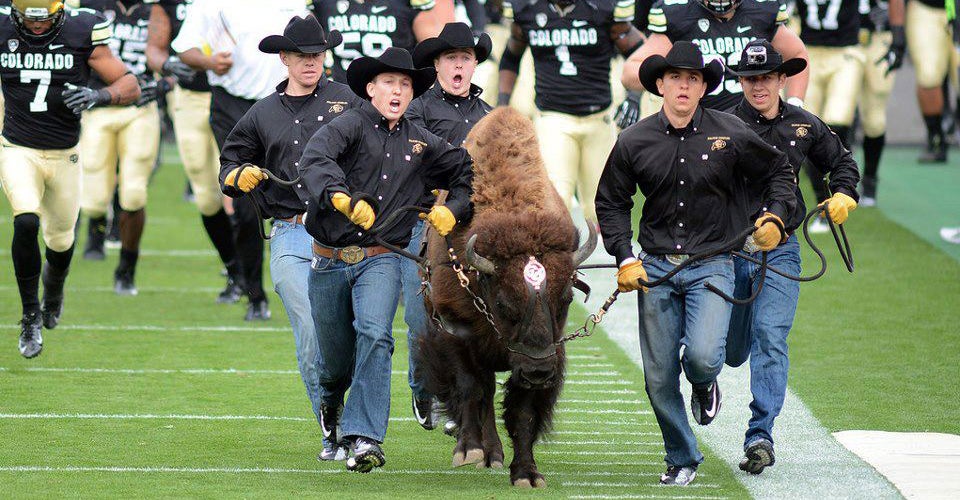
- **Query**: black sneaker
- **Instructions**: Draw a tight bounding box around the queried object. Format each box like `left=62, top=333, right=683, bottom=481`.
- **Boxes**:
left=739, top=438, right=775, bottom=475
left=114, top=268, right=138, bottom=296
left=660, top=465, right=697, bottom=486
left=244, top=299, right=271, bottom=321
left=217, top=276, right=243, bottom=304
left=691, top=381, right=721, bottom=426
left=319, top=403, right=342, bottom=444
left=41, top=301, right=63, bottom=330
left=918, top=141, right=948, bottom=164
left=346, top=437, right=385, bottom=473
left=413, top=395, right=437, bottom=430
left=18, top=312, right=43, bottom=359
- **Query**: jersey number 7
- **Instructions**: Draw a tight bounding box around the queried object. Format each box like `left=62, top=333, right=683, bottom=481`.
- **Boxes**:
left=20, top=70, right=51, bottom=113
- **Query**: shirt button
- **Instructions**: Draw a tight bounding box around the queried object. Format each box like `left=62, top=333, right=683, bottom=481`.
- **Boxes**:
left=465, top=119, right=469, bottom=123
left=680, top=180, right=685, bottom=185
left=304, top=200, right=309, bottom=205
left=680, top=137, right=685, bottom=141
left=679, top=222, right=684, bottom=227
left=294, top=140, right=299, bottom=145
left=378, top=195, right=383, bottom=200
left=454, top=103, right=459, bottom=107
left=680, top=158, right=685, bottom=163
left=679, top=202, right=684, bottom=207
left=297, top=184, right=302, bottom=188
left=295, top=162, right=299, bottom=167
left=382, top=175, right=387, bottom=179
left=676, top=244, right=682, bottom=250
left=295, top=120, right=300, bottom=124
left=386, top=153, right=390, bottom=157
left=358, top=232, right=363, bottom=236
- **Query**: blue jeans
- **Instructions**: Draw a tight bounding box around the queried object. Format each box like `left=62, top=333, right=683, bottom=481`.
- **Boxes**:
left=401, top=220, right=431, bottom=400
left=725, top=235, right=801, bottom=449
left=636, top=254, right=735, bottom=468
left=268, top=220, right=334, bottom=448
left=308, top=249, right=402, bottom=443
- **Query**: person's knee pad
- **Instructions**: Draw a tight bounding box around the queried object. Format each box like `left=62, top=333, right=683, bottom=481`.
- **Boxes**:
left=43, top=227, right=76, bottom=253
left=119, top=186, right=147, bottom=212
left=195, top=188, right=224, bottom=216
left=13, top=213, right=41, bottom=237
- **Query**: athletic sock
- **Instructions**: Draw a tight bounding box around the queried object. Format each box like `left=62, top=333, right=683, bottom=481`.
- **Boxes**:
left=117, top=249, right=139, bottom=276
left=13, top=214, right=42, bottom=315
left=862, top=134, right=885, bottom=180
left=43, top=244, right=75, bottom=304
left=119, top=209, right=146, bottom=251
left=201, top=209, right=237, bottom=266
left=923, top=114, right=944, bottom=146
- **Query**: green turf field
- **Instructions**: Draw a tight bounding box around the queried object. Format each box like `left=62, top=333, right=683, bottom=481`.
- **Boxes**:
left=0, top=143, right=957, bottom=498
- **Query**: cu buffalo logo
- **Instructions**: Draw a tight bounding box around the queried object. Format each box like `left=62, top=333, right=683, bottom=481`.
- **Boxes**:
left=328, top=103, right=344, bottom=113
left=412, top=142, right=424, bottom=154
left=796, top=126, right=809, bottom=138
left=711, top=138, right=727, bottom=151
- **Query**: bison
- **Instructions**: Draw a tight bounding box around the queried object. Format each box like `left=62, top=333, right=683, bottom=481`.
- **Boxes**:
left=418, top=107, right=596, bottom=487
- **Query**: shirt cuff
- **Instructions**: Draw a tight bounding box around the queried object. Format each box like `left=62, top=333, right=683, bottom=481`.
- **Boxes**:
left=615, top=245, right=634, bottom=265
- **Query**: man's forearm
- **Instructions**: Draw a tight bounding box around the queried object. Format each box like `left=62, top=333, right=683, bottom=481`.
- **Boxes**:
left=178, top=47, right=211, bottom=71
left=104, top=73, right=141, bottom=106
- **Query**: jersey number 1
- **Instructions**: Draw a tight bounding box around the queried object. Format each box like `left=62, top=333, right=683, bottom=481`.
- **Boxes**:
left=20, top=70, right=51, bottom=113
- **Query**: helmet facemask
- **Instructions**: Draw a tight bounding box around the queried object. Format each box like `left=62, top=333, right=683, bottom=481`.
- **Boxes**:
left=698, top=0, right=743, bottom=15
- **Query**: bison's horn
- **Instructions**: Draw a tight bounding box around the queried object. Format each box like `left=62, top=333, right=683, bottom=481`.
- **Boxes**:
left=573, top=220, right=599, bottom=267
left=465, top=234, right=496, bottom=275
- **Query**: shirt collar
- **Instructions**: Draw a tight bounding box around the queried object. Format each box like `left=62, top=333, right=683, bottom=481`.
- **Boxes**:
left=736, top=97, right=785, bottom=125
left=275, top=78, right=326, bottom=98
left=656, top=106, right=704, bottom=135
left=360, top=100, right=404, bottom=131
left=431, top=83, right=484, bottom=103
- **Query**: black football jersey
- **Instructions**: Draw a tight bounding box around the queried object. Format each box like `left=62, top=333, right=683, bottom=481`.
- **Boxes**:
left=0, top=6, right=111, bottom=149
left=73, top=0, right=152, bottom=88
left=505, top=0, right=635, bottom=116
left=310, top=0, right=434, bottom=83
left=648, top=0, right=787, bottom=111
left=144, top=0, right=209, bottom=91
left=795, top=0, right=862, bottom=47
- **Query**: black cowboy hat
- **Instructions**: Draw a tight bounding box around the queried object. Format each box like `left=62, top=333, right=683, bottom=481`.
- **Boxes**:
left=728, top=39, right=807, bottom=77
left=259, top=15, right=342, bottom=54
left=412, top=22, right=493, bottom=68
left=639, top=41, right=724, bottom=97
left=347, top=47, right=437, bottom=99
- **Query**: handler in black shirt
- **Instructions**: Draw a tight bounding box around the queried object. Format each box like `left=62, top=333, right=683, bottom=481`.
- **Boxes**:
left=595, top=41, right=795, bottom=487
left=296, top=47, right=473, bottom=473
left=400, top=22, right=493, bottom=432
left=725, top=40, right=859, bottom=475
left=218, top=15, right=361, bottom=463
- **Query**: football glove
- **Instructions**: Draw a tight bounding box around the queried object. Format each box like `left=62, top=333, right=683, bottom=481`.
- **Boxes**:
left=224, top=164, right=267, bottom=193
left=331, top=192, right=375, bottom=230
left=753, top=212, right=786, bottom=252
left=136, top=78, right=172, bottom=107
left=878, top=25, right=906, bottom=76
left=162, top=56, right=196, bottom=83
left=614, top=91, right=642, bottom=129
left=62, top=83, right=111, bottom=114
left=616, top=259, right=648, bottom=293
left=419, top=205, right=456, bottom=236
left=821, top=192, right=857, bottom=225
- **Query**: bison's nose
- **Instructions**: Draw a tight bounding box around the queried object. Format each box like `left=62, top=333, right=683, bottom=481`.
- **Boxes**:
left=520, top=367, right=555, bottom=386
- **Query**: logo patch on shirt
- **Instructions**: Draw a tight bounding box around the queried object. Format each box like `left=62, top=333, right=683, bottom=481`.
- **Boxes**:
left=710, top=139, right=727, bottom=151
left=327, top=101, right=347, bottom=113
left=698, top=19, right=710, bottom=32
left=409, top=139, right=427, bottom=155
left=7, top=39, right=18, bottom=52
left=536, top=13, right=548, bottom=28
left=795, top=126, right=809, bottom=138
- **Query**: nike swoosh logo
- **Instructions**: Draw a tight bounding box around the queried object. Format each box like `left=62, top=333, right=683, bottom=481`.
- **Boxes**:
left=571, top=20, right=588, bottom=27
left=49, top=44, right=64, bottom=50
left=371, top=6, right=388, bottom=13
left=736, top=25, right=751, bottom=33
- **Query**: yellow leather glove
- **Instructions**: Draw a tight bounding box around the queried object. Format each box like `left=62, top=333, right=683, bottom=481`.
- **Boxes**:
left=420, top=205, right=456, bottom=236
left=616, top=260, right=648, bottom=293
left=224, top=164, right=267, bottom=193
left=822, top=192, right=857, bottom=225
left=753, top=212, right=785, bottom=252
left=331, top=192, right=375, bottom=230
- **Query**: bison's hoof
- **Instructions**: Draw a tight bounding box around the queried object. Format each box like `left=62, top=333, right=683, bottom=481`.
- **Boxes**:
left=512, top=477, right=547, bottom=488
left=478, top=459, right=504, bottom=469
left=452, top=448, right=484, bottom=467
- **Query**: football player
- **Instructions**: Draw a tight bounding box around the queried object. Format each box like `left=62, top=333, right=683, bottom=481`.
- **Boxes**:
left=857, top=0, right=905, bottom=205
left=498, top=0, right=643, bottom=222
left=906, top=0, right=955, bottom=162
left=144, top=0, right=245, bottom=304
left=68, top=0, right=162, bottom=295
left=309, top=0, right=441, bottom=83
left=0, top=0, right=140, bottom=358
left=622, top=0, right=808, bottom=114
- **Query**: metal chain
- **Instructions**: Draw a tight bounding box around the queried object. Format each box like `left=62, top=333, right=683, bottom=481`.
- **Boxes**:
left=558, top=290, right=620, bottom=344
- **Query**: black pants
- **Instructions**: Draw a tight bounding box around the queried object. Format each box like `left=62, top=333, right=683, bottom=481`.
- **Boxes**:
left=210, top=87, right=266, bottom=302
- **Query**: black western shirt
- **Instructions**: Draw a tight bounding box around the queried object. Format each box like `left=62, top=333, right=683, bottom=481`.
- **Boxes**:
left=734, top=99, right=860, bottom=233
left=219, top=79, right=362, bottom=219
left=297, top=101, right=474, bottom=248
left=405, top=83, right=492, bottom=147
left=596, top=106, right=796, bottom=263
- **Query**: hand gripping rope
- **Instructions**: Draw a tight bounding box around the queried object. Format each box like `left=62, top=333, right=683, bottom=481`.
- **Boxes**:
left=230, top=163, right=301, bottom=240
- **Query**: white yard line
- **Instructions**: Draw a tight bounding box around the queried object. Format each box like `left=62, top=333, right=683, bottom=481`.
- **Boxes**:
left=562, top=482, right=720, bottom=489
left=544, top=440, right=662, bottom=446
left=575, top=259, right=902, bottom=500
left=32, top=324, right=291, bottom=333
left=568, top=495, right=728, bottom=500
left=0, top=286, right=224, bottom=294
left=0, top=249, right=218, bottom=257
left=551, top=431, right=662, bottom=437
left=559, top=399, right=643, bottom=405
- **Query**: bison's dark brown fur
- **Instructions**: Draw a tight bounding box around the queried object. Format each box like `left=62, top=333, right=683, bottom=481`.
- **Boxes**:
left=418, top=107, right=592, bottom=488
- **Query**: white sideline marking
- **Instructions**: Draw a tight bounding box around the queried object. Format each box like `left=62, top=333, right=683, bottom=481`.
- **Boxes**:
left=47, top=324, right=290, bottom=333
left=562, top=482, right=720, bottom=489
left=550, top=431, right=661, bottom=437
left=567, top=355, right=609, bottom=360
left=0, top=413, right=312, bottom=422
left=567, top=363, right=616, bottom=368
left=560, top=389, right=640, bottom=395
left=569, top=495, right=728, bottom=500
left=0, top=286, right=223, bottom=294
left=575, top=248, right=902, bottom=499
left=1, top=367, right=299, bottom=375
left=557, top=409, right=651, bottom=415
left=565, top=371, right=621, bottom=376
left=556, top=419, right=655, bottom=427
left=539, top=450, right=665, bottom=457
left=547, top=461, right=664, bottom=467
left=560, top=399, right=643, bottom=405
left=545, top=440, right=662, bottom=446
left=0, top=249, right=218, bottom=257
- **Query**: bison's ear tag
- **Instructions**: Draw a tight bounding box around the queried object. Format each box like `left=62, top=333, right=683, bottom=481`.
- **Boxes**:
left=524, top=256, right=546, bottom=291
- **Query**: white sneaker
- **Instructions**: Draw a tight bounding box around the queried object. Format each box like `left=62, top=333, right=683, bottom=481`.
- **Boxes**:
left=940, top=227, right=960, bottom=244
left=859, top=196, right=876, bottom=207
left=809, top=217, right=830, bottom=234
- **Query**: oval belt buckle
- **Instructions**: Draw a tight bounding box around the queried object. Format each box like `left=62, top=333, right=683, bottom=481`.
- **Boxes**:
left=666, top=254, right=688, bottom=266
left=340, top=246, right=365, bottom=265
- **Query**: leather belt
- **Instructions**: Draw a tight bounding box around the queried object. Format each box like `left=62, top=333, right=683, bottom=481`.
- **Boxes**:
left=312, top=241, right=390, bottom=265
left=279, top=213, right=305, bottom=224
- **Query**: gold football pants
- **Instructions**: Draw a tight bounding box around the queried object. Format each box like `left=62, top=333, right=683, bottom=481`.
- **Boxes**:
left=859, top=31, right=896, bottom=137
left=169, top=86, right=223, bottom=216
left=0, top=138, right=81, bottom=251
left=80, top=103, right=161, bottom=217
left=534, top=108, right=616, bottom=222
left=906, top=1, right=957, bottom=89
left=805, top=45, right=866, bottom=126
